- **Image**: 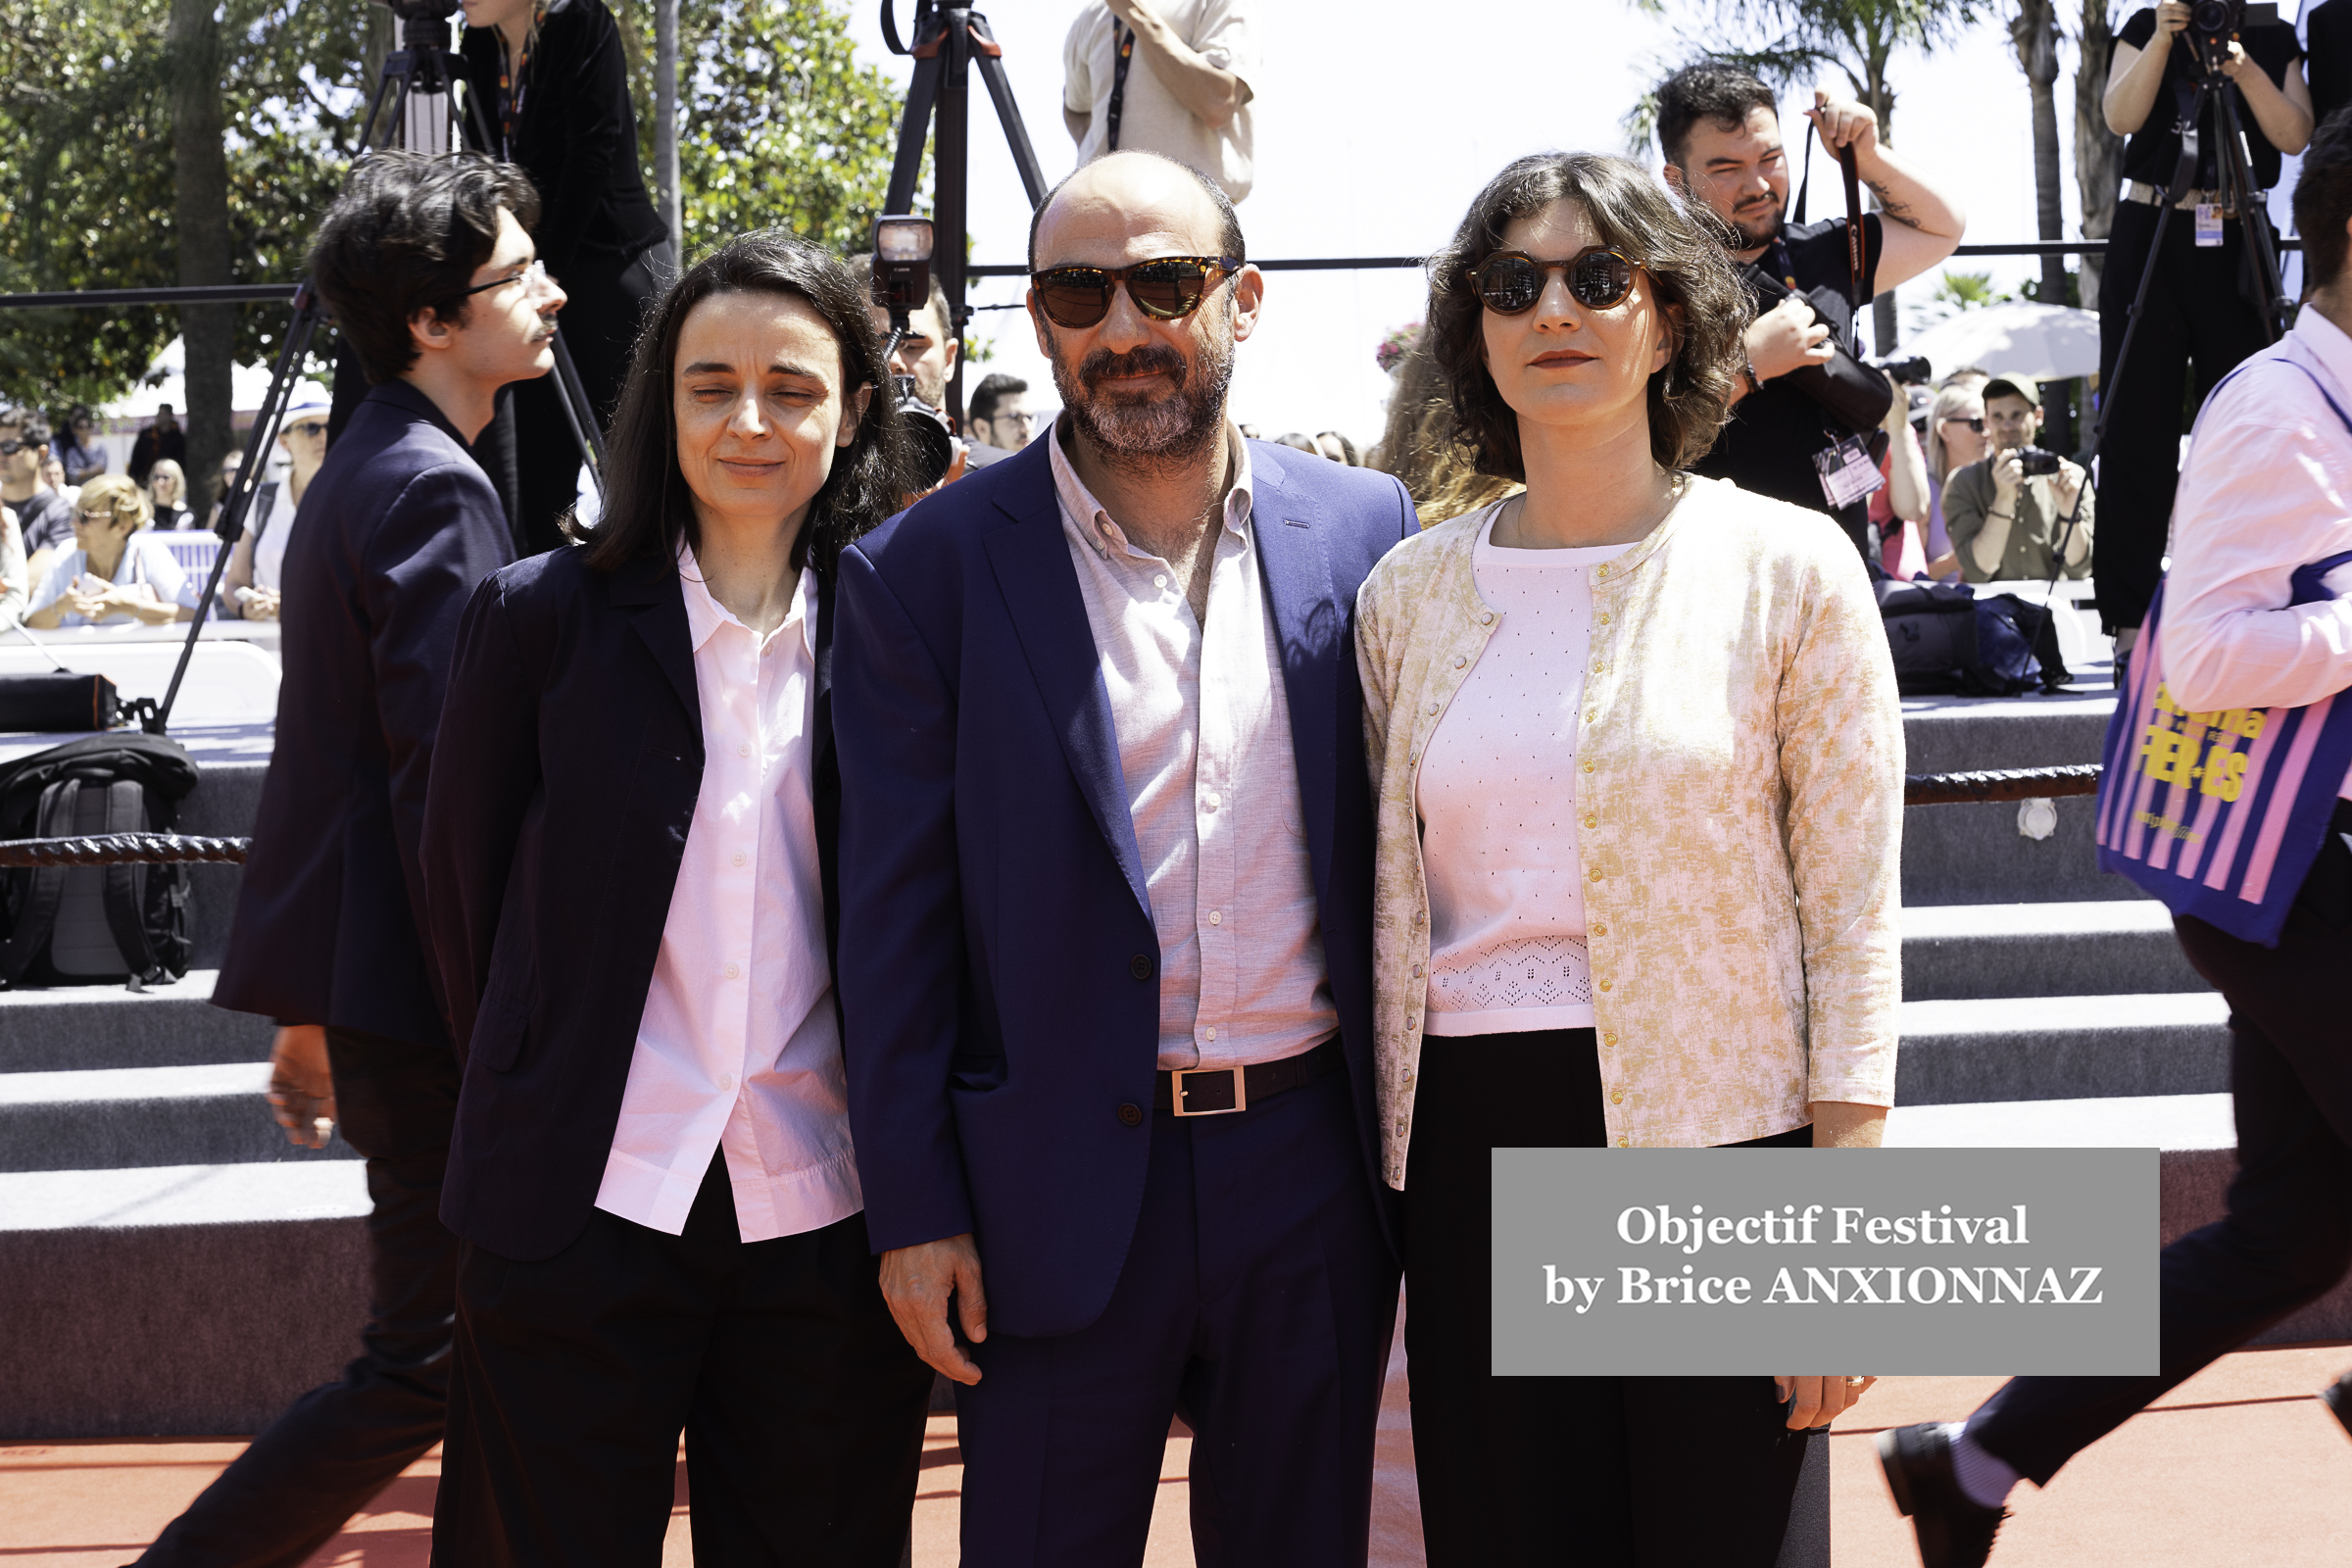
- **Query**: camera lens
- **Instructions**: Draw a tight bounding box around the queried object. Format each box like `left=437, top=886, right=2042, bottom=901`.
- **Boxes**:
left=2016, top=446, right=2062, bottom=477
left=897, top=394, right=956, bottom=491
left=2188, top=0, right=2233, bottom=32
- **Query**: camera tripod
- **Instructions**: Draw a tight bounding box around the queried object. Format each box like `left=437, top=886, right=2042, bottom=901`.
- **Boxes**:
left=878, top=0, right=1049, bottom=424
left=150, top=1, right=606, bottom=733
left=2030, top=24, right=2290, bottom=683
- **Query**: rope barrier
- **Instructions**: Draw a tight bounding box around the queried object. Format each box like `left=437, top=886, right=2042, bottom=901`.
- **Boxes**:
left=0, top=833, right=250, bottom=867
left=1904, top=763, right=2101, bottom=807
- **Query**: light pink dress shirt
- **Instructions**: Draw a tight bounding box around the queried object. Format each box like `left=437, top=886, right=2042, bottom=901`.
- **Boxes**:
left=2164, top=305, right=2352, bottom=800
left=1050, top=426, right=1338, bottom=1071
left=593, top=546, right=862, bottom=1242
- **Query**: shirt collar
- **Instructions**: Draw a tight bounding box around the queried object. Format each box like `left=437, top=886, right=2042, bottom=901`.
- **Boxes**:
left=1047, top=416, right=1254, bottom=561
left=675, top=536, right=811, bottom=657
left=2293, top=304, right=2352, bottom=402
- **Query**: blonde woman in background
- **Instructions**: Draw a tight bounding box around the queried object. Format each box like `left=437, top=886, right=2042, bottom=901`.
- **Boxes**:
left=1922, top=380, right=1989, bottom=577
left=24, top=473, right=195, bottom=628
left=1354, top=151, right=1904, bottom=1564
left=1373, top=330, right=1522, bottom=526
left=147, top=459, right=194, bottom=530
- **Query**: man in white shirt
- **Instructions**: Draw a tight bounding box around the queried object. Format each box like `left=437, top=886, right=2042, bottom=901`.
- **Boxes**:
left=1880, top=107, right=2352, bottom=1568
left=1063, top=0, right=1258, bottom=202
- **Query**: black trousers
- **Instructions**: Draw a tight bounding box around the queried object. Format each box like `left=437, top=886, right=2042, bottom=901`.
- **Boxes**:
left=137, top=1026, right=461, bottom=1568
left=2090, top=198, right=2277, bottom=633
left=506, top=245, right=668, bottom=557
left=1402, top=1028, right=1818, bottom=1567
left=1972, top=832, right=2352, bottom=1485
left=430, top=1152, right=933, bottom=1567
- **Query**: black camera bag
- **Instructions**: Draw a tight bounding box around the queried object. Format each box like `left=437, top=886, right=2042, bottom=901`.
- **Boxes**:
left=0, top=671, right=121, bottom=732
left=0, top=733, right=198, bottom=987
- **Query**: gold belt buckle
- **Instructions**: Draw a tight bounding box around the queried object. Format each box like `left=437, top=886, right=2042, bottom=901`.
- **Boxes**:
left=1171, top=1065, right=1248, bottom=1116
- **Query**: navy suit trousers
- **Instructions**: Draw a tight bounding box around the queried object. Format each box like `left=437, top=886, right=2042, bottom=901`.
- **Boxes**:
left=956, top=1065, right=1397, bottom=1567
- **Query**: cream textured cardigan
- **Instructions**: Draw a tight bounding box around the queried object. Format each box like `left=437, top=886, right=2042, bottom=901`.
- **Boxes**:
left=1353, top=477, right=1904, bottom=1187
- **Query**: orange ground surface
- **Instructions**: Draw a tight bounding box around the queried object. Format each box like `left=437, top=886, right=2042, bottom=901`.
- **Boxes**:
left=8, top=1337, right=2351, bottom=1565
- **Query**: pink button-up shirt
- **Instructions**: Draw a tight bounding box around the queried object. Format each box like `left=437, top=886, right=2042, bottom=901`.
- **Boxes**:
left=592, top=547, right=861, bottom=1242
left=2164, top=305, right=2352, bottom=799
left=1050, top=425, right=1337, bottom=1071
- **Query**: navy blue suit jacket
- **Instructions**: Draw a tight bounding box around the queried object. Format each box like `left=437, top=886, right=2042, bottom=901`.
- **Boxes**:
left=421, top=545, right=848, bottom=1261
left=215, top=380, right=514, bottom=1048
left=834, top=437, right=1414, bottom=1339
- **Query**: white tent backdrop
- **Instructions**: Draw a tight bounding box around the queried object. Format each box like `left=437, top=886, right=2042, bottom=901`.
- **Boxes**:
left=1905, top=302, right=2102, bottom=384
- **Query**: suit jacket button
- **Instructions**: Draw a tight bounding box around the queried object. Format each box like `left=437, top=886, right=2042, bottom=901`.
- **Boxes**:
left=1117, top=1102, right=1145, bottom=1127
left=1130, top=954, right=1154, bottom=980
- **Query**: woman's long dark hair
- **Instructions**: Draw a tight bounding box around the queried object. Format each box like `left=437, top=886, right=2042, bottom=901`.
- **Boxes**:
left=577, top=229, right=910, bottom=574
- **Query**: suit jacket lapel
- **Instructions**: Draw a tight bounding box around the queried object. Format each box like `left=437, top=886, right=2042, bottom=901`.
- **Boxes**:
left=1250, top=457, right=1342, bottom=902
left=612, top=552, right=700, bottom=730
left=982, top=465, right=1153, bottom=923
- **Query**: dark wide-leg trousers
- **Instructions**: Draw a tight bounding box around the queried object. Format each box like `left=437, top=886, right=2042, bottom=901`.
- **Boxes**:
left=1973, top=830, right=2352, bottom=1486
left=1403, top=1028, right=1821, bottom=1568
left=430, top=1152, right=932, bottom=1567
left=2090, top=198, right=2276, bottom=634
left=137, top=1026, right=460, bottom=1568
left=954, top=1065, right=1399, bottom=1568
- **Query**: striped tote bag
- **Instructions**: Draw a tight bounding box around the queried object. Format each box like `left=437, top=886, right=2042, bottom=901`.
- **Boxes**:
left=2095, top=548, right=2352, bottom=947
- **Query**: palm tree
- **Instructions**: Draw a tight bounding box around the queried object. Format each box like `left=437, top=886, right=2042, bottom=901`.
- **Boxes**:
left=168, top=0, right=233, bottom=514
left=2074, top=0, right=2124, bottom=313
left=2013, top=0, right=2067, bottom=311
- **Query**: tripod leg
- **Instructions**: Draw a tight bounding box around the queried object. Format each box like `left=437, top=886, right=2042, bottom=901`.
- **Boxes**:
left=547, top=332, right=606, bottom=505
left=968, top=20, right=1047, bottom=208
left=884, top=49, right=945, bottom=216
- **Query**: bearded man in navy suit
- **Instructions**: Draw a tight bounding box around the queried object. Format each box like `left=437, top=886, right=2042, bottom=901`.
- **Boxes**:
left=834, top=149, right=1411, bottom=1566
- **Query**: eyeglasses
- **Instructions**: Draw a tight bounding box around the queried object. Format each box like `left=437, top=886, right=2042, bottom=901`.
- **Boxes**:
left=1030, top=256, right=1244, bottom=329
left=77, top=509, right=120, bottom=524
left=984, top=410, right=1036, bottom=428
left=1943, top=416, right=1986, bottom=433
left=0, top=438, right=25, bottom=456
left=1472, top=248, right=1644, bottom=315
left=285, top=420, right=329, bottom=439
left=461, top=258, right=551, bottom=298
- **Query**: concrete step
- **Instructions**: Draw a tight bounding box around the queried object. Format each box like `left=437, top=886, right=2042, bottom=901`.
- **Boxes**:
left=1886, top=1093, right=2352, bottom=1347
left=0, top=1061, right=357, bottom=1173
left=0, top=970, right=272, bottom=1073
left=1901, top=901, right=2207, bottom=1002
left=0, top=1160, right=370, bottom=1439
left=1894, top=991, right=2232, bottom=1106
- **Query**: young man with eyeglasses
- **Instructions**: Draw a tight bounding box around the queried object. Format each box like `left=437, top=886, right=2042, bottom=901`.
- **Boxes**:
left=137, top=151, right=563, bottom=1568
left=0, top=406, right=70, bottom=587
left=962, top=372, right=1033, bottom=469
left=835, top=148, right=1411, bottom=1564
left=1655, top=63, right=1965, bottom=557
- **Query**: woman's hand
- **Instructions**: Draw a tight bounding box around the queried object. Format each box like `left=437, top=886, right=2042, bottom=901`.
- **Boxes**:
left=1745, top=295, right=1835, bottom=382
left=266, top=1025, right=337, bottom=1149
left=1777, top=1374, right=1877, bottom=1430
left=238, top=586, right=282, bottom=622
left=2153, top=0, right=2190, bottom=45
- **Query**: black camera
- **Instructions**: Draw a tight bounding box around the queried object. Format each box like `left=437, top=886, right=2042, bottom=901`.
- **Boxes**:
left=1866, top=353, right=1933, bottom=386
left=2015, top=446, right=2063, bottom=477
left=368, top=0, right=460, bottom=21
left=2189, top=0, right=2281, bottom=43
left=894, top=378, right=957, bottom=492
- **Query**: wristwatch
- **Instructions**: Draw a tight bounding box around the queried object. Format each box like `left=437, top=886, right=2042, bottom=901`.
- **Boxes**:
left=1741, top=358, right=1764, bottom=396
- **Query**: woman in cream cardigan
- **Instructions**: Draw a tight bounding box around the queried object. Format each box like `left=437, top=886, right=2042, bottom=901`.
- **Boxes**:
left=1354, top=151, right=1905, bottom=1564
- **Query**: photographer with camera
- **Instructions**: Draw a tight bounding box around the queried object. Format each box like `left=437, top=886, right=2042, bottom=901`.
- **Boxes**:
left=1656, top=64, right=1965, bottom=560
left=1941, top=375, right=2094, bottom=584
left=851, top=249, right=966, bottom=495
left=2095, top=2, right=2310, bottom=673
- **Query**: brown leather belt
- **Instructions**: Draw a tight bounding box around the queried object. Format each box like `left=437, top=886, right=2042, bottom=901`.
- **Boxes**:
left=2120, top=179, right=2237, bottom=216
left=1153, top=1037, right=1340, bottom=1116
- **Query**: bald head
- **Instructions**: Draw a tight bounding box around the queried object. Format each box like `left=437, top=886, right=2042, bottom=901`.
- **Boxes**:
left=1028, top=150, right=1245, bottom=271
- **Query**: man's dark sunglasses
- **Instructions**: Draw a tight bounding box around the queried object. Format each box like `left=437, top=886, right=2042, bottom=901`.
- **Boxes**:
left=1031, top=256, right=1244, bottom=329
left=1472, top=247, right=1642, bottom=315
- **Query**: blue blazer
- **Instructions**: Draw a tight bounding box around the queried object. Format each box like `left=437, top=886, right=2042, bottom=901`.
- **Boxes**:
left=215, top=380, right=514, bottom=1048
left=420, top=545, right=848, bottom=1261
left=834, top=437, right=1414, bottom=1339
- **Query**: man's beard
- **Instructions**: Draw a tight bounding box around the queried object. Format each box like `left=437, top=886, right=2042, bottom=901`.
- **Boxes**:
left=1045, top=313, right=1233, bottom=468
left=1727, top=189, right=1785, bottom=250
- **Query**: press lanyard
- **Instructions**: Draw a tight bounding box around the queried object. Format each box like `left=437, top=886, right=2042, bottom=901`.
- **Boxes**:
left=1106, top=22, right=1136, bottom=151
left=497, top=7, right=542, bottom=160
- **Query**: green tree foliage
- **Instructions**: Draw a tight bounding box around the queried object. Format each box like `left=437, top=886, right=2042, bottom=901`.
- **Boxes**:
left=0, top=0, right=904, bottom=412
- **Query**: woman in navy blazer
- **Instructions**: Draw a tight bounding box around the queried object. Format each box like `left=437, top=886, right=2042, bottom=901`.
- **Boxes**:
left=418, top=231, right=930, bottom=1565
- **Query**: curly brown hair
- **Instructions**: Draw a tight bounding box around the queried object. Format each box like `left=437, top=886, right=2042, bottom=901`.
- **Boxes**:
left=1423, top=152, right=1750, bottom=479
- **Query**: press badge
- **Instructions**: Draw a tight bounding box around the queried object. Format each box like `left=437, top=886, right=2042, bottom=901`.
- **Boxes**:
left=2195, top=203, right=2225, bottom=247
left=1814, top=435, right=1886, bottom=511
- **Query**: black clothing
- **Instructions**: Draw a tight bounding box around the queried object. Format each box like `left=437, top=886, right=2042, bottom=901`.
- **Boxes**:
left=129, top=424, right=186, bottom=489
left=1693, top=214, right=1885, bottom=550
left=213, top=380, right=514, bottom=1049
left=10, top=487, right=69, bottom=554
left=2115, top=7, right=2303, bottom=192
left=2311, top=0, right=2352, bottom=134
left=136, top=1026, right=459, bottom=1568
left=152, top=502, right=193, bottom=531
left=1972, top=817, right=2352, bottom=1485
left=432, top=1153, right=931, bottom=1567
left=421, top=546, right=843, bottom=1262
left=459, top=0, right=666, bottom=278
left=1401, top=1028, right=1824, bottom=1566
left=2090, top=197, right=2276, bottom=632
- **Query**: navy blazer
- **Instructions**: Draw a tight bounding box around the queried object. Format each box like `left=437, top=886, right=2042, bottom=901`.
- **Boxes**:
left=215, top=381, right=514, bottom=1047
left=834, top=437, right=1414, bottom=1339
left=420, top=544, right=847, bottom=1261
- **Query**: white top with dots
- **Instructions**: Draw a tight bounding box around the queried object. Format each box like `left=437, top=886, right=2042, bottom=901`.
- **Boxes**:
left=1414, top=504, right=1631, bottom=1036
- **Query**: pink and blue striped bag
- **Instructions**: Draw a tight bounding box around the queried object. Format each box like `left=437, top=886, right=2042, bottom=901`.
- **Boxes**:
left=2094, top=364, right=2352, bottom=947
